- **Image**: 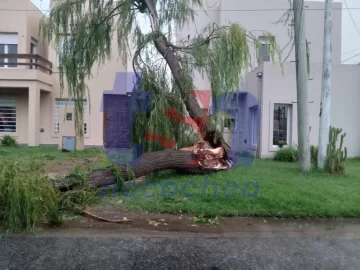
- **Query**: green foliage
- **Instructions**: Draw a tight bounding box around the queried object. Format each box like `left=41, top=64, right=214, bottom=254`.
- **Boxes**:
left=325, top=126, right=348, bottom=174
left=57, top=165, right=98, bottom=214
left=1, top=135, right=18, bottom=147
left=40, top=0, right=280, bottom=145
left=310, top=145, right=318, bottom=168
left=274, top=147, right=298, bottom=162
left=278, top=140, right=287, bottom=147
left=194, top=215, right=220, bottom=226
left=0, top=161, right=61, bottom=232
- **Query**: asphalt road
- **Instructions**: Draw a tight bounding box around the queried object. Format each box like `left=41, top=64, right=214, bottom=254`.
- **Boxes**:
left=1, top=236, right=360, bottom=269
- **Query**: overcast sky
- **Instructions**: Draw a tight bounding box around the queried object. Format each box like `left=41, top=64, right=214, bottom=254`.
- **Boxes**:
left=30, top=0, right=360, bottom=64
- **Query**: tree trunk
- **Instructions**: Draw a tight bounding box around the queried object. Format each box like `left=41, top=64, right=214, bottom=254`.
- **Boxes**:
left=317, top=0, right=333, bottom=169
left=56, top=1, right=233, bottom=192
left=293, top=0, right=311, bottom=172
left=55, top=149, right=223, bottom=190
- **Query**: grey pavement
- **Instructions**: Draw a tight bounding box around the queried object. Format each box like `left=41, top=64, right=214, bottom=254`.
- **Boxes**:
left=1, top=236, right=360, bottom=270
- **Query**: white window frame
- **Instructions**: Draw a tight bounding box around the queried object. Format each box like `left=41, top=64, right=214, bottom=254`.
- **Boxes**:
left=0, top=98, right=17, bottom=133
left=0, top=33, right=18, bottom=69
left=257, top=35, right=273, bottom=63
left=272, top=103, right=291, bottom=148
left=57, top=34, right=72, bottom=67
left=54, top=99, right=88, bottom=135
left=250, top=106, right=259, bottom=147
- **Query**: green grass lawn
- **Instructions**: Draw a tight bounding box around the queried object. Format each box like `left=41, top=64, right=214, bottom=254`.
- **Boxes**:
left=1, top=146, right=359, bottom=218
left=99, top=158, right=360, bottom=218
left=0, top=146, right=102, bottom=163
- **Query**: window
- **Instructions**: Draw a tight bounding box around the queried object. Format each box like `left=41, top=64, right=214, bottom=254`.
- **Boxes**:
left=250, top=106, right=259, bottom=146
left=257, top=36, right=273, bottom=64
left=54, top=100, right=88, bottom=135
left=0, top=98, right=16, bottom=133
left=0, top=33, right=18, bottom=68
left=273, top=104, right=291, bottom=146
left=30, top=39, right=37, bottom=69
left=57, top=34, right=73, bottom=67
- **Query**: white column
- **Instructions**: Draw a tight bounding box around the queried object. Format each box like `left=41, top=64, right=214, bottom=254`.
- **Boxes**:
left=28, top=84, right=40, bottom=146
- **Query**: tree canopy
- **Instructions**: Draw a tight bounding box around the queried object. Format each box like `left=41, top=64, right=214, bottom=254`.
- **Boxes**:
left=40, top=0, right=279, bottom=150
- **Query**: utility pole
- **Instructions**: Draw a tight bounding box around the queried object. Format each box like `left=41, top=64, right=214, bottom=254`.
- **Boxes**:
left=317, top=0, right=333, bottom=169
left=293, top=0, right=311, bottom=172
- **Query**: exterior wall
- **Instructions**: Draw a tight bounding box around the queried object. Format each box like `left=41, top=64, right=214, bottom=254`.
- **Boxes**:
left=47, top=32, right=128, bottom=147
left=0, top=0, right=129, bottom=147
left=0, top=0, right=47, bottom=58
left=219, top=0, right=342, bottom=65
left=0, top=1, right=52, bottom=145
left=260, top=62, right=360, bottom=158
left=227, top=92, right=259, bottom=156
left=178, top=0, right=342, bottom=90
left=0, top=0, right=28, bottom=67
left=27, top=0, right=49, bottom=60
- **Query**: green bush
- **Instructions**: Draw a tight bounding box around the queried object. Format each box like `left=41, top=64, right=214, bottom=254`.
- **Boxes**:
left=274, top=147, right=298, bottom=162
left=325, top=126, right=347, bottom=174
left=0, top=161, right=62, bottom=232
left=0, top=135, right=18, bottom=147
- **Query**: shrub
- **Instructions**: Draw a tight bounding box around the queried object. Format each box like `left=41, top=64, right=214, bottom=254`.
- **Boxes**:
left=0, top=161, right=62, bottom=232
left=0, top=135, right=18, bottom=147
left=325, top=126, right=347, bottom=174
left=274, top=147, right=298, bottom=162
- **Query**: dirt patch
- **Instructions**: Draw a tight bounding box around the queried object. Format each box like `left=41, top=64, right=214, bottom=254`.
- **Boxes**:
left=44, top=158, right=96, bottom=179
left=45, top=211, right=221, bottom=235
left=29, top=211, right=360, bottom=238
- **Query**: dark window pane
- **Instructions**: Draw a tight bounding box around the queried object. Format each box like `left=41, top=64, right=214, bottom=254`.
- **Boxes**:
left=260, top=44, right=270, bottom=61
left=30, top=43, right=36, bottom=69
left=0, top=44, right=4, bottom=67
left=273, top=104, right=289, bottom=145
left=0, top=105, right=16, bottom=133
left=7, top=44, right=18, bottom=67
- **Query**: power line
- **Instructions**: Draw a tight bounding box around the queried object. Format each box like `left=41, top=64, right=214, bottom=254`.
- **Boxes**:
left=341, top=0, right=360, bottom=64
left=343, top=0, right=360, bottom=36
left=2, top=7, right=360, bottom=12
left=342, top=52, right=360, bottom=63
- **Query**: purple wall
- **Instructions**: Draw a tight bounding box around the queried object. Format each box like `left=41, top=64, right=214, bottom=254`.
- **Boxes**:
left=224, top=92, right=259, bottom=157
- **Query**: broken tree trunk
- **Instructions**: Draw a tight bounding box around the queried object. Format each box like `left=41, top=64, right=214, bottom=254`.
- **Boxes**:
left=88, top=150, right=198, bottom=188
left=57, top=1, right=232, bottom=192
left=56, top=140, right=231, bottom=191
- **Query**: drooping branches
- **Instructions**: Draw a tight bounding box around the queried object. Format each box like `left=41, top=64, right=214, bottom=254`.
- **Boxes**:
left=40, top=0, right=280, bottom=175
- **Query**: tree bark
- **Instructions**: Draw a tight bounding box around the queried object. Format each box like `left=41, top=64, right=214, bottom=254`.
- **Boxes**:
left=317, top=0, right=333, bottom=169
left=56, top=150, right=220, bottom=190
left=138, top=0, right=230, bottom=157
left=293, top=0, right=311, bottom=172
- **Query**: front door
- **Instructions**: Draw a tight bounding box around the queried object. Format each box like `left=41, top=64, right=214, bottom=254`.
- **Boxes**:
left=103, top=94, right=131, bottom=149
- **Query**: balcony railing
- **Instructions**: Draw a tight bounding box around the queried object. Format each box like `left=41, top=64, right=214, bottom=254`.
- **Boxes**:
left=0, top=54, right=53, bottom=75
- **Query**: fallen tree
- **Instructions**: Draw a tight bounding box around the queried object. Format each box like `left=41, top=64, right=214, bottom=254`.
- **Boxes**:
left=41, top=0, right=279, bottom=190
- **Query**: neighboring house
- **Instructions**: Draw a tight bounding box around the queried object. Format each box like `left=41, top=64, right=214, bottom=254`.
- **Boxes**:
left=2, top=0, right=359, bottom=159
left=179, top=0, right=360, bottom=158
left=0, top=0, right=132, bottom=148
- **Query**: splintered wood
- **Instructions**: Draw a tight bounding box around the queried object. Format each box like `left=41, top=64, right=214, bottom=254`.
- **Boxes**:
left=180, top=141, right=231, bottom=170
